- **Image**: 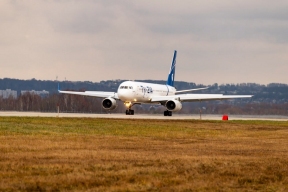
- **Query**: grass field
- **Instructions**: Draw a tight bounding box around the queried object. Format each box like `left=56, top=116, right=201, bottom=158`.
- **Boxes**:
left=1, top=117, right=288, bottom=191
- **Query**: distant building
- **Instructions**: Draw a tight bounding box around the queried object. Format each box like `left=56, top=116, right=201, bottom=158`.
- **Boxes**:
left=0, top=89, right=17, bottom=99
left=21, top=90, right=49, bottom=97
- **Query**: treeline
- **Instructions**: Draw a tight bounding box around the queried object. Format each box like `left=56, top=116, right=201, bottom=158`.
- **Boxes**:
left=0, top=93, right=125, bottom=113
left=1, top=93, right=288, bottom=115
left=1, top=78, right=288, bottom=104
left=183, top=102, right=288, bottom=115
left=0, top=78, right=288, bottom=115
left=0, top=78, right=115, bottom=95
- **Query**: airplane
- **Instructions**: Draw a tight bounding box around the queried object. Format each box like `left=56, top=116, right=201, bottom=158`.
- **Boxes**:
left=59, top=50, right=253, bottom=116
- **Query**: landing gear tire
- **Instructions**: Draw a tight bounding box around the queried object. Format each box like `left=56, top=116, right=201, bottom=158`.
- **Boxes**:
left=126, top=109, right=134, bottom=115
left=164, top=110, right=172, bottom=116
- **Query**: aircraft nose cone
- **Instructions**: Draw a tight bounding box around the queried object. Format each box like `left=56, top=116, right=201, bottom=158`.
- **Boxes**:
left=117, top=89, right=133, bottom=101
left=117, top=89, right=126, bottom=100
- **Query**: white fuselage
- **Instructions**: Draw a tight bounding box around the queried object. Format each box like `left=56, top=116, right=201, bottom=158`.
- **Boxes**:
left=117, top=81, right=176, bottom=103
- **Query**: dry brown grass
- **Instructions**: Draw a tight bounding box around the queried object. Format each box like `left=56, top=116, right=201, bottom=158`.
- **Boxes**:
left=1, top=117, right=288, bottom=191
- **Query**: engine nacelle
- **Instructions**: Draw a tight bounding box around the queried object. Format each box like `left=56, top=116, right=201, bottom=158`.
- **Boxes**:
left=165, top=100, right=182, bottom=112
left=102, top=98, right=117, bottom=110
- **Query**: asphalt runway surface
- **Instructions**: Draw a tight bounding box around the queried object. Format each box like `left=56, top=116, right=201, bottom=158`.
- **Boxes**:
left=0, top=111, right=287, bottom=121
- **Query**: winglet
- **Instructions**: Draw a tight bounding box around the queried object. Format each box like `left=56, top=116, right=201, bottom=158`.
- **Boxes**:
left=166, top=50, right=177, bottom=87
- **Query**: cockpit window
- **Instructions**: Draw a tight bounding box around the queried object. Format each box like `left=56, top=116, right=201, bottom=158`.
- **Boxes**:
left=119, top=85, right=133, bottom=89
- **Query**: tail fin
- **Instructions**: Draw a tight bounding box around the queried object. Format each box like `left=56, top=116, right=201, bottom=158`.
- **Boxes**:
left=166, top=50, right=177, bottom=87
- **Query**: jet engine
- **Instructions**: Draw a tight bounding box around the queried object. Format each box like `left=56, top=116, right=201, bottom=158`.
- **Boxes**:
left=165, top=100, right=182, bottom=112
left=102, top=98, right=117, bottom=110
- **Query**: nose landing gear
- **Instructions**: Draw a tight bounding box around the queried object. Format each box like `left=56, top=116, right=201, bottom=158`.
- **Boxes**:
left=126, top=109, right=134, bottom=115
left=124, top=101, right=135, bottom=115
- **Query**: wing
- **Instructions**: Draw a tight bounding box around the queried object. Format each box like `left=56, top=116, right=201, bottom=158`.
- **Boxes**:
left=175, top=87, right=209, bottom=94
left=151, top=94, right=252, bottom=103
left=59, top=90, right=119, bottom=99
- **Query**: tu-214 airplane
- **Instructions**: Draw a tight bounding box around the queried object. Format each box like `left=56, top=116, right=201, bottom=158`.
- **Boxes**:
left=59, top=50, right=253, bottom=116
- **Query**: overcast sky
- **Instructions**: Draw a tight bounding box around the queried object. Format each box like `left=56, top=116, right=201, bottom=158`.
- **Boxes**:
left=1, top=0, right=288, bottom=85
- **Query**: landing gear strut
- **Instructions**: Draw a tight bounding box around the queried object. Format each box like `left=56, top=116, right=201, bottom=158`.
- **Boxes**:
left=164, top=110, right=172, bottom=116
left=126, top=109, right=134, bottom=115
left=124, top=101, right=135, bottom=115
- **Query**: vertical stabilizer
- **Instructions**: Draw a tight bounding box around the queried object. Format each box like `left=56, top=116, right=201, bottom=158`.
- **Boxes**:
left=166, top=50, right=177, bottom=87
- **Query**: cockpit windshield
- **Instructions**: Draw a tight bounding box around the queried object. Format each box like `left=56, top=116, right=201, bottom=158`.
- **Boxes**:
left=119, top=86, right=133, bottom=89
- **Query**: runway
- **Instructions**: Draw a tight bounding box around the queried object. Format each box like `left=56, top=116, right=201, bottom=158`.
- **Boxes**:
left=0, top=111, right=287, bottom=121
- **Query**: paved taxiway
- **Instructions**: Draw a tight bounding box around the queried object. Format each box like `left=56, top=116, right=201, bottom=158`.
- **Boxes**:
left=0, top=111, right=287, bottom=121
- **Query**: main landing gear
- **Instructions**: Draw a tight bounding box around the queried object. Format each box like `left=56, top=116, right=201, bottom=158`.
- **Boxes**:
left=164, top=110, right=172, bottom=116
left=126, top=109, right=134, bottom=115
